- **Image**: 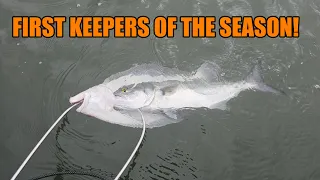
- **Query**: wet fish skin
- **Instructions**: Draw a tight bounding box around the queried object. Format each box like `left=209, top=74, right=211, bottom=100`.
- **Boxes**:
left=69, top=62, right=284, bottom=128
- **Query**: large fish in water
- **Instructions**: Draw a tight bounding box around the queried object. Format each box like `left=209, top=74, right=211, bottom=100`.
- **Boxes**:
left=70, top=62, right=283, bottom=128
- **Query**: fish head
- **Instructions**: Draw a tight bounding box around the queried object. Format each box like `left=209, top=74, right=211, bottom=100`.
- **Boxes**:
left=70, top=84, right=147, bottom=127
left=69, top=84, right=116, bottom=114
left=113, top=83, right=155, bottom=109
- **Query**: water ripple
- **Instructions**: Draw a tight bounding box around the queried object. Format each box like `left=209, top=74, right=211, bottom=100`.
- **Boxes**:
left=217, top=0, right=253, bottom=16
left=139, top=148, right=199, bottom=179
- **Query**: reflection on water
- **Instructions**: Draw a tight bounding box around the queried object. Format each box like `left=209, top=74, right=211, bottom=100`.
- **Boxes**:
left=1, top=0, right=320, bottom=179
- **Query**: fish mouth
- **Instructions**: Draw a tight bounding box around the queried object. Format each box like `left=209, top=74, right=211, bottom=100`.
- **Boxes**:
left=69, top=84, right=116, bottom=113
left=69, top=92, right=89, bottom=112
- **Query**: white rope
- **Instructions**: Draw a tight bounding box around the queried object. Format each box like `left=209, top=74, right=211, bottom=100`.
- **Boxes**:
left=10, top=103, right=80, bottom=180
left=10, top=103, right=146, bottom=180
left=113, top=109, right=146, bottom=180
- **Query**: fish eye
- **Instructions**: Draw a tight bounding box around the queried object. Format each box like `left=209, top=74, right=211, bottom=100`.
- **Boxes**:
left=120, top=84, right=136, bottom=93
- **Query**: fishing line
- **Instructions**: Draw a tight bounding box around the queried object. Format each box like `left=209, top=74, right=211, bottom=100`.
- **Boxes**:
left=10, top=102, right=146, bottom=180
left=10, top=102, right=80, bottom=180
left=114, top=108, right=146, bottom=180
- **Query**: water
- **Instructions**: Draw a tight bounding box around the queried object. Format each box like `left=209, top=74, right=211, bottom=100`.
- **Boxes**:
left=1, top=0, right=320, bottom=179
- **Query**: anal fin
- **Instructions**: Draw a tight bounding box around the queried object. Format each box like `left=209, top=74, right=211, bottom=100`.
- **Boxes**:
left=162, top=109, right=178, bottom=119
left=209, top=101, right=229, bottom=111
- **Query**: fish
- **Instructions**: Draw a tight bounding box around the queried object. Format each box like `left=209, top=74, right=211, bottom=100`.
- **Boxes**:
left=70, top=62, right=284, bottom=128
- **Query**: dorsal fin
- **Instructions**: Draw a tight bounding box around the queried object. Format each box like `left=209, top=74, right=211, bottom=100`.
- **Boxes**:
left=194, top=62, right=221, bottom=82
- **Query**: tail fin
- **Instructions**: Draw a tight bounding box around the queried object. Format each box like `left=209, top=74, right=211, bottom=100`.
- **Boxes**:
left=246, top=63, right=286, bottom=95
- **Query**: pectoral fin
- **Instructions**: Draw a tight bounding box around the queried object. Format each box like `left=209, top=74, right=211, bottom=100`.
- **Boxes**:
left=160, top=85, right=179, bottom=96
